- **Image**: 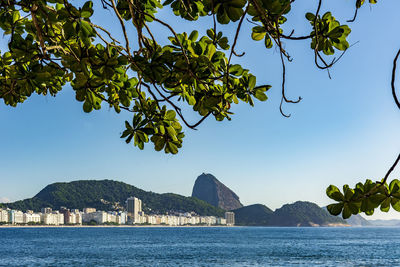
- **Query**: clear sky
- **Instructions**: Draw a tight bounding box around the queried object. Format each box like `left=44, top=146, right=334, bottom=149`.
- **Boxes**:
left=1, top=1, right=400, bottom=219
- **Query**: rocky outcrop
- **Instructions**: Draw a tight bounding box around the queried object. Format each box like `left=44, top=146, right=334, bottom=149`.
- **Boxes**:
left=191, top=173, right=243, bottom=210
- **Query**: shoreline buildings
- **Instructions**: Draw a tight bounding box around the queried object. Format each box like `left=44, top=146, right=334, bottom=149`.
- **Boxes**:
left=0, top=196, right=234, bottom=226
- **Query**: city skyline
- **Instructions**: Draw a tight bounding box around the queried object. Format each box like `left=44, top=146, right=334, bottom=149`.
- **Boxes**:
left=0, top=196, right=231, bottom=226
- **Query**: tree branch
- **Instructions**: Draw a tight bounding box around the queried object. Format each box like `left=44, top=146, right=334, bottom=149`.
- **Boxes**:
left=110, top=0, right=132, bottom=58
left=382, top=153, right=400, bottom=185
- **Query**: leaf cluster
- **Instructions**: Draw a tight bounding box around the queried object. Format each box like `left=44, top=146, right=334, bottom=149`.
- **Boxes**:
left=306, top=12, right=351, bottom=55
left=327, top=179, right=400, bottom=219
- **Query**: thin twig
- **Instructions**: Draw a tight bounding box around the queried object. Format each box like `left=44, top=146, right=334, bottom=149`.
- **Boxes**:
left=347, top=7, right=358, bottom=22
left=226, top=5, right=248, bottom=91
left=391, top=48, right=400, bottom=110
left=110, top=0, right=131, bottom=58
left=274, top=19, right=301, bottom=117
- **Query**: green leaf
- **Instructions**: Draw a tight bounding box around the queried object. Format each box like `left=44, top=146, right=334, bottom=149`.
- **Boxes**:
left=361, top=198, right=375, bottom=213
left=120, top=129, right=131, bottom=138
left=167, top=142, right=178, bottom=154
left=12, top=11, right=20, bottom=23
left=165, top=110, right=176, bottom=121
left=344, top=187, right=355, bottom=201
left=348, top=202, right=360, bottom=215
left=83, top=101, right=93, bottom=113
left=206, top=29, right=214, bottom=39
left=125, top=121, right=132, bottom=130
left=248, top=75, right=256, bottom=90
left=251, top=26, right=266, bottom=41
left=218, top=37, right=230, bottom=50
left=166, top=126, right=177, bottom=140
left=189, top=30, right=199, bottom=42
left=254, top=90, right=267, bottom=101
left=229, top=64, right=244, bottom=76
left=380, top=197, right=391, bottom=212
left=154, top=137, right=165, bottom=151
left=342, top=204, right=352, bottom=219
left=326, top=185, right=344, bottom=201
left=186, top=95, right=196, bottom=105
left=80, top=20, right=94, bottom=37
left=216, top=9, right=230, bottom=24
left=226, top=6, right=243, bottom=22
left=327, top=203, right=343, bottom=216
left=365, top=209, right=374, bottom=216
left=389, top=179, right=400, bottom=194
left=81, top=1, right=94, bottom=18
left=369, top=194, right=386, bottom=207
left=264, top=35, right=273, bottom=49
left=391, top=197, right=400, bottom=212
left=305, top=12, right=315, bottom=21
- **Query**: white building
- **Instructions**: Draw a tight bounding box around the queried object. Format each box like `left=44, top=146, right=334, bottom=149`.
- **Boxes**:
left=225, top=212, right=235, bottom=226
left=41, top=212, right=64, bottom=225
left=107, top=212, right=117, bottom=224
left=118, top=212, right=127, bottom=225
left=199, top=216, right=217, bottom=225
left=217, top=217, right=227, bottom=225
left=83, top=211, right=121, bottom=224
left=138, top=213, right=147, bottom=224
left=74, top=212, right=83, bottom=225
left=126, top=197, right=142, bottom=224
left=147, top=215, right=157, bottom=225
left=178, top=215, right=186, bottom=225
left=68, top=213, right=77, bottom=224
left=8, top=210, right=24, bottom=224
left=167, top=215, right=178, bottom=226
left=0, top=209, right=9, bottom=223
left=23, top=212, right=41, bottom=224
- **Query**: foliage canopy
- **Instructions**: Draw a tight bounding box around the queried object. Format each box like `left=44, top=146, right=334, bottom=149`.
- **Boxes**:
left=0, top=0, right=359, bottom=153
left=1, top=0, right=399, bottom=219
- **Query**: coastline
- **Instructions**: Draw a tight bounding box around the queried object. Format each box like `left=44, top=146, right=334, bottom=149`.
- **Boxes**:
left=0, top=224, right=354, bottom=228
left=0, top=225, right=237, bottom=228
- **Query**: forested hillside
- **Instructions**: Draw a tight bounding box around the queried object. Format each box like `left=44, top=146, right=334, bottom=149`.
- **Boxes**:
left=4, top=180, right=225, bottom=216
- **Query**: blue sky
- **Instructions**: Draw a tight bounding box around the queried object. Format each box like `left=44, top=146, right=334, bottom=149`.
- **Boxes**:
left=1, top=1, right=400, bottom=219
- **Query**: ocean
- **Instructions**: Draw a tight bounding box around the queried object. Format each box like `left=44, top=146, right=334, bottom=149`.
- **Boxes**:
left=0, top=227, right=399, bottom=266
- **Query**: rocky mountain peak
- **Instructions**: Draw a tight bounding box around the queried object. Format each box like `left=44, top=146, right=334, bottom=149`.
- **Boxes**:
left=191, top=173, right=243, bottom=210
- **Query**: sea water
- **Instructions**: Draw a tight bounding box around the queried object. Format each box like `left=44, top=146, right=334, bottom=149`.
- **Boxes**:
left=0, top=227, right=399, bottom=266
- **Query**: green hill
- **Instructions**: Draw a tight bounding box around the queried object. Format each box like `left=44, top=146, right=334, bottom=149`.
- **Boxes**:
left=234, top=201, right=347, bottom=226
left=4, top=180, right=225, bottom=217
left=234, top=204, right=273, bottom=226
left=270, top=201, right=346, bottom=226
